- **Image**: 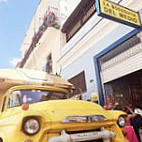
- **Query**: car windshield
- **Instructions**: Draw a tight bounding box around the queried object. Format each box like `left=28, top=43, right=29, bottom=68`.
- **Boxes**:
left=8, top=89, right=68, bottom=108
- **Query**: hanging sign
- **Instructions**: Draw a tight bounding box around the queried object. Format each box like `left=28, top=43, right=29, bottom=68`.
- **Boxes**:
left=96, top=0, right=141, bottom=28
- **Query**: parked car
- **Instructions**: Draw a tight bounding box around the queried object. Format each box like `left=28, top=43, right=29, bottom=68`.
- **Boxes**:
left=0, top=68, right=127, bottom=142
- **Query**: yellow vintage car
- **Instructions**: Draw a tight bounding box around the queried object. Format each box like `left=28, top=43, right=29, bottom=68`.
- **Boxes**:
left=0, top=68, right=127, bottom=142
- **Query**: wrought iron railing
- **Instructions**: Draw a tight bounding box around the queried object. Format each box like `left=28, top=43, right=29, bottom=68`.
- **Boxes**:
left=19, top=7, right=60, bottom=67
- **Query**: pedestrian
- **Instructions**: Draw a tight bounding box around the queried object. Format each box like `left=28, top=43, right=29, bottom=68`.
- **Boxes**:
left=104, top=102, right=114, bottom=110
left=103, top=100, right=120, bottom=110
left=123, top=105, right=139, bottom=142
left=131, top=107, right=142, bottom=142
left=125, top=105, right=142, bottom=142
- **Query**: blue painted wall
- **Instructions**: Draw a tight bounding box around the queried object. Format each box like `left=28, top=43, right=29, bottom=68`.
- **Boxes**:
left=61, top=24, right=135, bottom=101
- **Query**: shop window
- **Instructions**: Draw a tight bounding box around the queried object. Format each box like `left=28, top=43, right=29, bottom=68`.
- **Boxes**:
left=68, top=71, right=87, bottom=93
left=104, top=70, right=142, bottom=108
left=104, top=79, right=130, bottom=107
left=129, top=71, right=142, bottom=108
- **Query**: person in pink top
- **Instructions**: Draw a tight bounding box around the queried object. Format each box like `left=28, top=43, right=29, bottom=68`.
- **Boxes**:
left=124, top=124, right=138, bottom=142
left=124, top=105, right=140, bottom=142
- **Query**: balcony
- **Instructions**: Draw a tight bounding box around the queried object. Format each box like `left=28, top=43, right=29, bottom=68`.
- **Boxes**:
left=19, top=8, right=60, bottom=68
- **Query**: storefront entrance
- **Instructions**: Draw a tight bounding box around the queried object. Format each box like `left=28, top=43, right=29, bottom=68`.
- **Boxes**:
left=104, top=69, right=142, bottom=108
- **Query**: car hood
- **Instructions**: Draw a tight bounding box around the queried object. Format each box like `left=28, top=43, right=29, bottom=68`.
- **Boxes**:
left=29, top=100, right=113, bottom=121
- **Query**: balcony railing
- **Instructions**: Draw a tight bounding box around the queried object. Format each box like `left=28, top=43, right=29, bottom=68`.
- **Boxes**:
left=19, top=7, right=60, bottom=68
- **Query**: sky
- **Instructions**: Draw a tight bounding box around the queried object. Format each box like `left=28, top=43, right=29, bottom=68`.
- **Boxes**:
left=0, top=0, right=40, bottom=68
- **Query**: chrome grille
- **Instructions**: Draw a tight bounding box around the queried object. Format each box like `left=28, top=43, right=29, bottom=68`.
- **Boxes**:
left=67, top=129, right=101, bottom=134
left=80, top=139, right=103, bottom=142
left=66, top=129, right=103, bottom=142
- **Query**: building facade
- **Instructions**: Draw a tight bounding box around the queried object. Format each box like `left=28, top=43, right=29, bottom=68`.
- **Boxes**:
left=19, top=0, right=142, bottom=107
left=19, top=0, right=61, bottom=74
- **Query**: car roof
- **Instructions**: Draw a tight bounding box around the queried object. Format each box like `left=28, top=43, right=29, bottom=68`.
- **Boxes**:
left=0, top=68, right=74, bottom=94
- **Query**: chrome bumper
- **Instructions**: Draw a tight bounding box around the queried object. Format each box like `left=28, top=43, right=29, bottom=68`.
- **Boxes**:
left=48, top=128, right=116, bottom=142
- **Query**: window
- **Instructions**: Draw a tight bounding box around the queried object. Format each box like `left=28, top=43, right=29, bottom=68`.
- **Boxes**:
left=8, top=89, right=68, bottom=108
left=62, top=0, right=96, bottom=42
left=8, top=91, right=21, bottom=108
left=66, top=20, right=82, bottom=41
left=45, top=54, right=52, bottom=73
left=68, top=71, right=87, bottom=93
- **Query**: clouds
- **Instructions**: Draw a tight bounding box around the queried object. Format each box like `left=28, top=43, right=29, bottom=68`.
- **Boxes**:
left=0, top=0, right=7, bottom=3
left=9, top=58, right=21, bottom=67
